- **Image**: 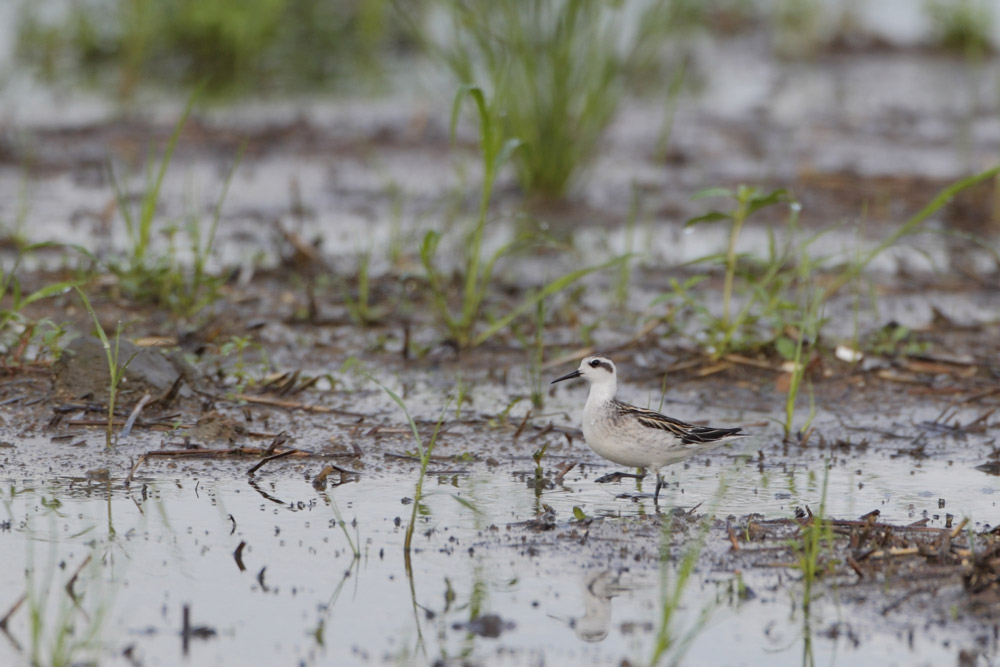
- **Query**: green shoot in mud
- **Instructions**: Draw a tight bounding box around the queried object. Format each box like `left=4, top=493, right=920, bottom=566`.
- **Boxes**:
left=111, top=94, right=194, bottom=270
left=779, top=233, right=825, bottom=441
left=434, top=0, right=678, bottom=198
left=864, top=322, right=928, bottom=358
left=420, top=85, right=520, bottom=347
left=219, top=335, right=269, bottom=392
left=667, top=186, right=802, bottom=358
left=74, top=287, right=138, bottom=449
left=422, top=85, right=628, bottom=347
left=367, top=375, right=450, bottom=558
left=108, top=93, right=243, bottom=316
left=771, top=0, right=823, bottom=59
left=614, top=186, right=641, bottom=309
left=687, top=185, right=791, bottom=331
left=342, top=250, right=381, bottom=326
left=529, top=299, right=545, bottom=409
left=670, top=165, right=1000, bottom=361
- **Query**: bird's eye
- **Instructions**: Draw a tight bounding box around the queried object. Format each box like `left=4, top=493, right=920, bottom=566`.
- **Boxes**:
left=589, top=359, right=601, bottom=368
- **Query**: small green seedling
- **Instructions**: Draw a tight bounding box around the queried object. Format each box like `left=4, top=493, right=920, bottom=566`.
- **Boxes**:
left=687, top=185, right=790, bottom=328
left=74, top=287, right=138, bottom=449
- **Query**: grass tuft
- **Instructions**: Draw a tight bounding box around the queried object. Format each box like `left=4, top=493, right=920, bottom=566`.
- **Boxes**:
left=434, top=0, right=681, bottom=198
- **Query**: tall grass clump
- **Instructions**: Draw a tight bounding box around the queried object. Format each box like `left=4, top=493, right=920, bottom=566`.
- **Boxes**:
left=435, top=0, right=680, bottom=198
left=926, top=0, right=994, bottom=58
left=421, top=86, right=627, bottom=347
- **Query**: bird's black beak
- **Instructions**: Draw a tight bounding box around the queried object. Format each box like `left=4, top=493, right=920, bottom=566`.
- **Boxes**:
left=550, top=369, right=582, bottom=384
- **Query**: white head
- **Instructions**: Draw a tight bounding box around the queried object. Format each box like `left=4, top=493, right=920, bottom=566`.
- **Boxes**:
left=551, top=355, right=618, bottom=399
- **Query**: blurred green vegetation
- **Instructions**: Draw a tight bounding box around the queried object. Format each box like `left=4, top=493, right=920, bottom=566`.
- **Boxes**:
left=16, top=0, right=414, bottom=98
left=432, top=0, right=690, bottom=198
left=925, top=0, right=994, bottom=57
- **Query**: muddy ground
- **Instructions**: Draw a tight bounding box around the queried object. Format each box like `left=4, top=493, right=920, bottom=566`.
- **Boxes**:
left=2, top=16, right=1000, bottom=667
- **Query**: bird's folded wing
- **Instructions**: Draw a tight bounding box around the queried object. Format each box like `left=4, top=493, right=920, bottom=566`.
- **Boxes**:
left=614, top=401, right=741, bottom=445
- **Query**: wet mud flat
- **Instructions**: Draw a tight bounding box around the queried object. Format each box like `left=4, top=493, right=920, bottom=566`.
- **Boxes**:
left=1, top=18, right=1000, bottom=667
left=1, top=274, right=999, bottom=666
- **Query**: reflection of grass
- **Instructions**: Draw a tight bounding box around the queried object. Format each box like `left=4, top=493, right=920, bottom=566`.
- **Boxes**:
left=649, top=474, right=730, bottom=666
left=367, top=373, right=450, bottom=661
left=794, top=465, right=832, bottom=607
left=312, top=493, right=361, bottom=649
left=11, top=502, right=111, bottom=667
left=25, top=550, right=108, bottom=667
left=790, top=463, right=833, bottom=667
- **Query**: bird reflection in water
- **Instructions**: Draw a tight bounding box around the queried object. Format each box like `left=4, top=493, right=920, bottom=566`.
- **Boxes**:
left=566, top=570, right=631, bottom=642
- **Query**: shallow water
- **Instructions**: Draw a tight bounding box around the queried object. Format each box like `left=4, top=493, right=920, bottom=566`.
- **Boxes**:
left=1, top=435, right=995, bottom=666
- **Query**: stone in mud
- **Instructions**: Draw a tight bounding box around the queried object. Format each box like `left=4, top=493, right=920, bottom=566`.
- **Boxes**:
left=187, top=410, right=247, bottom=443
left=53, top=335, right=194, bottom=402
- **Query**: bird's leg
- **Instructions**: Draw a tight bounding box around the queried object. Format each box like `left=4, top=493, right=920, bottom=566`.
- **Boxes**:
left=654, top=473, right=664, bottom=504
left=595, top=469, right=647, bottom=484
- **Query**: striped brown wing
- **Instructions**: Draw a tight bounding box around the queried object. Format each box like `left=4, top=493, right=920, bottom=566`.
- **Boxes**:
left=614, top=401, right=742, bottom=445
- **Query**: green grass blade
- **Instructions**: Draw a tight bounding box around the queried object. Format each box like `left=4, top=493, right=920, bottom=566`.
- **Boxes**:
left=684, top=211, right=731, bottom=227
left=824, top=164, right=1000, bottom=298
left=138, top=90, right=201, bottom=255
left=21, top=282, right=78, bottom=308
left=745, top=188, right=789, bottom=218
left=492, top=137, right=524, bottom=176
left=472, top=254, right=629, bottom=346
left=73, top=287, right=112, bottom=365
left=690, top=187, right=733, bottom=201
left=450, top=84, right=488, bottom=145
left=365, top=373, right=423, bottom=456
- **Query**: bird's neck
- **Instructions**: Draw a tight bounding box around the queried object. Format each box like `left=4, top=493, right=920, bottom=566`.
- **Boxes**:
left=585, top=380, right=617, bottom=409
